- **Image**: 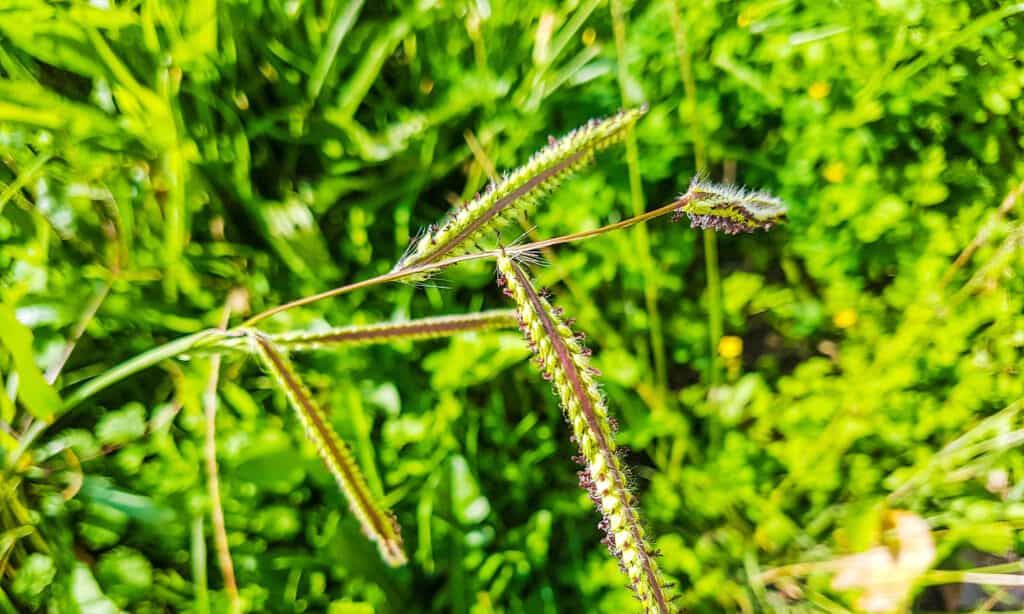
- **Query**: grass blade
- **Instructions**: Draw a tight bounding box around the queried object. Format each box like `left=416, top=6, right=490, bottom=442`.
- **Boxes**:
left=0, top=304, right=62, bottom=422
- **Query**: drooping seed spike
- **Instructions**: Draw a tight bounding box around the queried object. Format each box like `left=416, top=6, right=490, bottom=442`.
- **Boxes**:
left=495, top=255, right=675, bottom=613
left=395, top=107, right=648, bottom=277
left=248, top=332, right=406, bottom=566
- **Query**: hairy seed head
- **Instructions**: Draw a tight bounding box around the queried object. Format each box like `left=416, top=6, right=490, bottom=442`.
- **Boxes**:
left=395, top=107, right=647, bottom=275
left=674, top=175, right=786, bottom=234
left=496, top=255, right=674, bottom=614
left=249, top=332, right=406, bottom=566
left=267, top=310, right=518, bottom=351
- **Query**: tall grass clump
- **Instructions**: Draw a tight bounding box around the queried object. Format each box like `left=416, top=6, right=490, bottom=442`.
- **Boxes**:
left=14, top=108, right=785, bottom=611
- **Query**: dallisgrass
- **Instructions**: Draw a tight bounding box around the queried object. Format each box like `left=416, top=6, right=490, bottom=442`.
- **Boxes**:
left=11, top=110, right=784, bottom=612
left=3, top=3, right=1023, bottom=611
left=497, top=254, right=673, bottom=612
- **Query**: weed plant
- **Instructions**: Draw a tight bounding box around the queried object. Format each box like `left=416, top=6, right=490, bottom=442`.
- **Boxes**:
left=2, top=1, right=1024, bottom=613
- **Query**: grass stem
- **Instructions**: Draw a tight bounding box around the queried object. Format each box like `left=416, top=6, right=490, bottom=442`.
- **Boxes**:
left=240, top=196, right=689, bottom=327
left=703, top=228, right=722, bottom=388
left=204, top=301, right=240, bottom=614
left=669, top=2, right=723, bottom=388
left=60, top=330, right=225, bottom=413
left=611, top=0, right=667, bottom=391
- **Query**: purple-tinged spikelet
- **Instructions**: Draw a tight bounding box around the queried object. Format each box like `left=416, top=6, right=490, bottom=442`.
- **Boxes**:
left=674, top=175, right=787, bottom=234
left=496, top=255, right=675, bottom=614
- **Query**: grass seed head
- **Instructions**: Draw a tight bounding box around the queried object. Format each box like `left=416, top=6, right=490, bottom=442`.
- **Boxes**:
left=249, top=332, right=406, bottom=566
left=395, top=107, right=647, bottom=276
left=496, top=255, right=675, bottom=614
left=267, top=310, right=518, bottom=351
left=675, top=175, right=787, bottom=234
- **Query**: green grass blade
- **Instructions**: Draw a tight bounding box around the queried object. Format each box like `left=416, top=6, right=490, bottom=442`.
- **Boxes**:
left=0, top=304, right=62, bottom=422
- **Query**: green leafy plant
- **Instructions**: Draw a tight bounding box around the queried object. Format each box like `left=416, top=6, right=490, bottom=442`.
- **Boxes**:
left=4, top=1, right=1023, bottom=612
left=5, top=109, right=784, bottom=612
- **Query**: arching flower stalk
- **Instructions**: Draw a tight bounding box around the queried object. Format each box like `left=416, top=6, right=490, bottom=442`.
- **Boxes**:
left=249, top=331, right=406, bottom=566
left=674, top=174, right=787, bottom=234
left=496, top=255, right=675, bottom=613
left=394, top=106, right=647, bottom=275
left=267, top=309, right=518, bottom=352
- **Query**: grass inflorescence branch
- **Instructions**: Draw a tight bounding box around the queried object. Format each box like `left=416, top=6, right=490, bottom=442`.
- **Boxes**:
left=394, top=106, right=647, bottom=275
left=239, top=178, right=784, bottom=329
left=266, top=310, right=518, bottom=351
left=497, top=254, right=676, bottom=613
left=675, top=174, right=787, bottom=234
left=249, top=332, right=406, bottom=566
left=42, top=108, right=786, bottom=605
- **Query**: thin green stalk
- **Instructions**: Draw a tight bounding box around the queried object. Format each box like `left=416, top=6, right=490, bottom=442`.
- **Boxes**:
left=307, top=0, right=364, bottom=103
left=60, top=329, right=225, bottom=412
left=46, top=279, right=112, bottom=384
left=204, top=302, right=240, bottom=614
left=611, top=0, right=667, bottom=390
left=922, top=570, right=1024, bottom=587
left=669, top=1, right=722, bottom=387
left=0, top=152, right=51, bottom=216
left=191, top=515, right=210, bottom=614
left=939, top=178, right=1023, bottom=288
left=704, top=228, right=722, bottom=387
left=669, top=0, right=706, bottom=169
left=334, top=18, right=411, bottom=120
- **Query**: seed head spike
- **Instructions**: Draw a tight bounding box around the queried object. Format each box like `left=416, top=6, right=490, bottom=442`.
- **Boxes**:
left=395, top=107, right=648, bottom=277
left=496, top=255, right=675, bottom=613
left=674, top=175, right=787, bottom=234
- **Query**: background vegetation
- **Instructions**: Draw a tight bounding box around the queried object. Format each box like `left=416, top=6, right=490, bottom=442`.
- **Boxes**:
left=2, top=0, right=1024, bottom=612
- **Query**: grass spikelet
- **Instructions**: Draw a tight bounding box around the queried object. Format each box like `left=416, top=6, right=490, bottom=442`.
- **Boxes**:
left=674, top=174, right=787, bottom=234
left=495, top=255, right=674, bottom=614
left=249, top=332, right=406, bottom=566
left=395, top=107, right=647, bottom=274
left=268, top=310, right=518, bottom=351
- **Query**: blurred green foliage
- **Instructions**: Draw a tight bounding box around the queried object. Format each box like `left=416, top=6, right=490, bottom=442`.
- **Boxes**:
left=2, top=0, right=1024, bottom=612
